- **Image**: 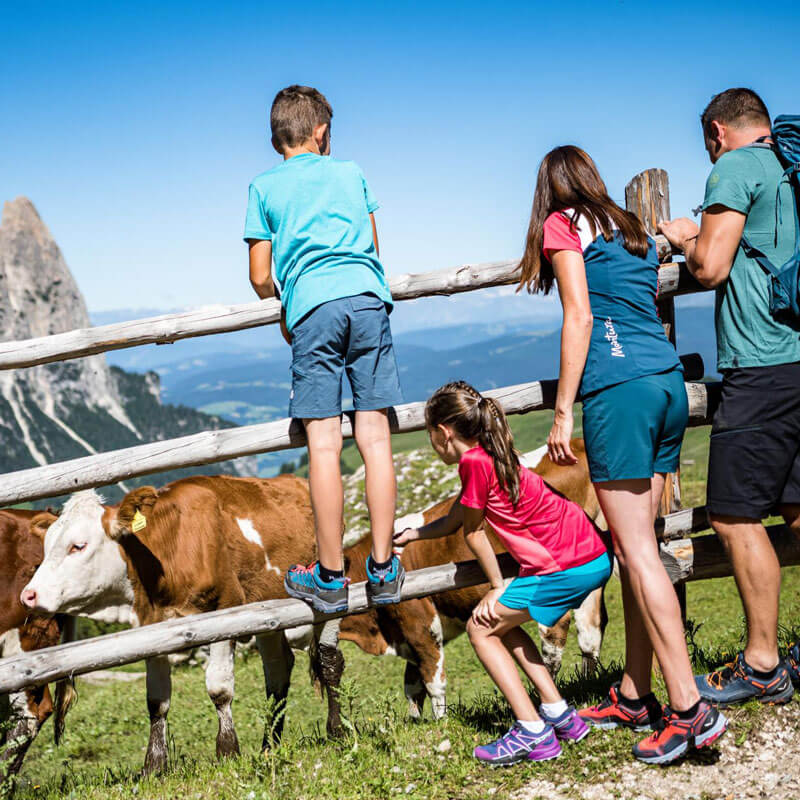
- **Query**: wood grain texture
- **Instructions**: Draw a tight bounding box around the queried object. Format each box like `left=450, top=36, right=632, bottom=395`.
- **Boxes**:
left=0, top=375, right=716, bottom=507
left=0, top=260, right=702, bottom=370
left=0, top=503, right=742, bottom=694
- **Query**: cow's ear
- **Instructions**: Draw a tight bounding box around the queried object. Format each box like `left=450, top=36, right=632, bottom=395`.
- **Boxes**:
left=30, top=512, right=57, bottom=541
left=112, top=487, right=158, bottom=540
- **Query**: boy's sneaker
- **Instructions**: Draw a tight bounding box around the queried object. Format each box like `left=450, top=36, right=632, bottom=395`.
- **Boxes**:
left=695, top=651, right=794, bottom=706
left=474, top=723, right=561, bottom=766
left=284, top=562, right=350, bottom=614
left=787, top=642, right=800, bottom=686
left=539, top=705, right=590, bottom=742
left=579, top=682, right=663, bottom=731
left=632, top=701, right=727, bottom=765
left=365, top=554, right=406, bottom=605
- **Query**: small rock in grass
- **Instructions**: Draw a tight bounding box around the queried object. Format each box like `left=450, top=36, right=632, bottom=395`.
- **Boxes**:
left=436, top=738, right=451, bottom=753
left=405, top=783, right=416, bottom=794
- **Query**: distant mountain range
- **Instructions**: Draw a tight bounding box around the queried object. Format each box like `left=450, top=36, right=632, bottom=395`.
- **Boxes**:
left=92, top=293, right=718, bottom=476
left=0, top=198, right=256, bottom=502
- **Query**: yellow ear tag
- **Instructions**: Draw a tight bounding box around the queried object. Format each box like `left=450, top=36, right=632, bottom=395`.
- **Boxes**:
left=131, top=510, right=147, bottom=533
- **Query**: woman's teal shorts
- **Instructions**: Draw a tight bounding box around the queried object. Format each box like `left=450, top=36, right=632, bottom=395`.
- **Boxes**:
left=581, top=367, right=688, bottom=483
left=499, top=553, right=612, bottom=627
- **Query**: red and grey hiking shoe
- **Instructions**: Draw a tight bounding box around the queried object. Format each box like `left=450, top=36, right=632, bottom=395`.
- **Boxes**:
left=632, top=701, right=727, bottom=765
left=787, top=642, right=800, bottom=686
left=695, top=651, right=794, bottom=706
left=579, top=682, right=663, bottom=731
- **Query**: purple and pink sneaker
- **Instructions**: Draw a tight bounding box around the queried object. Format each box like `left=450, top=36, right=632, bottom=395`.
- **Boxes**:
left=473, top=723, right=561, bottom=766
left=539, top=704, right=590, bottom=742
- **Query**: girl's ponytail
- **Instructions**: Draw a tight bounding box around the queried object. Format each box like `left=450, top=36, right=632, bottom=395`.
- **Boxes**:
left=477, top=396, right=521, bottom=504
left=425, top=382, right=522, bottom=504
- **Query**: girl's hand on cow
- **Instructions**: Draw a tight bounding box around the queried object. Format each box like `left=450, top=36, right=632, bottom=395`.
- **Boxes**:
left=472, top=587, right=503, bottom=627
left=547, top=412, right=577, bottom=466
left=393, top=527, right=420, bottom=546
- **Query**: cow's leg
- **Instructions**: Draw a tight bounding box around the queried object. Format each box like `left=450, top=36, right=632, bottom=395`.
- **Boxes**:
left=205, top=640, right=240, bottom=759
left=0, top=687, right=49, bottom=779
left=413, top=610, right=447, bottom=719
left=403, top=662, right=427, bottom=720
left=538, top=611, right=571, bottom=678
left=143, top=655, right=172, bottom=774
left=0, top=630, right=50, bottom=779
left=311, top=619, right=344, bottom=737
left=256, top=631, right=294, bottom=750
left=574, top=587, right=607, bottom=675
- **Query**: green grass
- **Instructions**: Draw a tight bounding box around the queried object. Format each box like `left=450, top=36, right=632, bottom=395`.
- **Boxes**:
left=10, top=419, right=800, bottom=799
left=12, top=563, right=800, bottom=800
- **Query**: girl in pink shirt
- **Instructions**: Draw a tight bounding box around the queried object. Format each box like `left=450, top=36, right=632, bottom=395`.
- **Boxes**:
left=394, top=381, right=611, bottom=765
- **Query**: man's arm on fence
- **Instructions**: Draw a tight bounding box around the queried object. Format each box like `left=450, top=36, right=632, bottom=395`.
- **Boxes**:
left=659, top=208, right=744, bottom=289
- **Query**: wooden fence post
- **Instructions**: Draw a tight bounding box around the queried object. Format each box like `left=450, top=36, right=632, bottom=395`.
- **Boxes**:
left=625, top=169, right=688, bottom=622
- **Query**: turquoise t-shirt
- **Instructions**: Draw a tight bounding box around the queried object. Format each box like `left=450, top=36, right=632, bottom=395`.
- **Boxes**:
left=702, top=145, right=800, bottom=370
left=244, top=153, right=393, bottom=331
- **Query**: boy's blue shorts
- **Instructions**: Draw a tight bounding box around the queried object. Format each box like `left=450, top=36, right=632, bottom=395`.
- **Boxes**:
left=499, top=553, right=612, bottom=627
left=289, top=293, right=404, bottom=419
left=581, top=367, right=688, bottom=483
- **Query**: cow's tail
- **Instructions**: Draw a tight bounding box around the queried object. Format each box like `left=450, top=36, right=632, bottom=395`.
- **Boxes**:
left=53, top=616, right=78, bottom=746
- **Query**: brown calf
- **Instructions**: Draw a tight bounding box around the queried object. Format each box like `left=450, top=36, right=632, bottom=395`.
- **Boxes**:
left=22, top=475, right=343, bottom=774
left=338, top=441, right=608, bottom=718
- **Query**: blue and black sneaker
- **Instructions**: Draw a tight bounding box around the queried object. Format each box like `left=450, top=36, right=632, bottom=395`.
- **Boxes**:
left=284, top=562, right=350, bottom=614
left=695, top=651, right=794, bottom=707
left=365, top=553, right=405, bottom=606
left=788, top=642, right=800, bottom=686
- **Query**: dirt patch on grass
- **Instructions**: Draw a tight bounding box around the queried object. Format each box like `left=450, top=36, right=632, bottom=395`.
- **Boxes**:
left=516, top=702, right=800, bottom=800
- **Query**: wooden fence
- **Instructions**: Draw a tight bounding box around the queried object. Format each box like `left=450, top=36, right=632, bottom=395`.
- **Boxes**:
left=0, top=168, right=790, bottom=694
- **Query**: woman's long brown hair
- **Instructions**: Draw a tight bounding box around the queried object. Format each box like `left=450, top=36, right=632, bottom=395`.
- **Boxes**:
left=518, top=145, right=650, bottom=294
left=425, top=381, right=521, bottom=504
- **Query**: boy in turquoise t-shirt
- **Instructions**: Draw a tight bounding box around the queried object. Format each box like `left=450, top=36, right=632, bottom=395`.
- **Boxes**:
left=244, top=85, right=404, bottom=613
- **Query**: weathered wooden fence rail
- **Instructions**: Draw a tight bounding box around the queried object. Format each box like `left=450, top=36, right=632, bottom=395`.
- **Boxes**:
left=0, top=363, right=712, bottom=507
left=0, top=241, right=694, bottom=371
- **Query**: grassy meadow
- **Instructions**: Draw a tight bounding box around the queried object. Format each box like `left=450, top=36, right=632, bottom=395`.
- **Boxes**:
left=6, top=410, right=800, bottom=799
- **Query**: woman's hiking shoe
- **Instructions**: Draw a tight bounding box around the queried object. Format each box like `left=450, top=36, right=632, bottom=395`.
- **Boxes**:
left=694, top=651, right=794, bottom=706
left=473, top=723, right=561, bottom=765
left=539, top=705, right=590, bottom=742
left=632, top=701, right=727, bottom=765
left=787, top=642, right=800, bottom=686
left=579, top=682, right=663, bottom=731
left=284, top=562, right=350, bottom=614
left=365, top=554, right=406, bottom=605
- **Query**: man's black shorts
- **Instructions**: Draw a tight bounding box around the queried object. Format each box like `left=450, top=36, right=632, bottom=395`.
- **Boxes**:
left=707, top=361, right=800, bottom=519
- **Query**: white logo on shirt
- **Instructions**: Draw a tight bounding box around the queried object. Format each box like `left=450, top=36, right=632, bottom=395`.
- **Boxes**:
left=604, top=318, right=625, bottom=358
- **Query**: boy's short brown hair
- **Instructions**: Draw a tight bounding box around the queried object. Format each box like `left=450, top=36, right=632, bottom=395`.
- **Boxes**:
left=270, top=85, right=333, bottom=151
left=701, top=88, right=770, bottom=137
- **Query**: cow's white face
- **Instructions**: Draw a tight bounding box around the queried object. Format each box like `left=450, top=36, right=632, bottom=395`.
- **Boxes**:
left=21, top=491, right=134, bottom=622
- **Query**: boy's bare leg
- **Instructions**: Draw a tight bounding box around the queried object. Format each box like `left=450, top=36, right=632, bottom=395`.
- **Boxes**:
left=304, top=417, right=344, bottom=572
left=354, top=409, right=396, bottom=563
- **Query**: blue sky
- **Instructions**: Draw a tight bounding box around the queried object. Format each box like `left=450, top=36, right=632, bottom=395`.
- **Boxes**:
left=2, top=0, right=798, bottom=314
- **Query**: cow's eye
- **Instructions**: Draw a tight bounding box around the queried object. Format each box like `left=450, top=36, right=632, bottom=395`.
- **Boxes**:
left=68, top=543, right=87, bottom=555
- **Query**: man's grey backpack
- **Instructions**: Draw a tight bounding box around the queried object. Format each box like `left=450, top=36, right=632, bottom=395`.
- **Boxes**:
left=741, top=115, right=800, bottom=322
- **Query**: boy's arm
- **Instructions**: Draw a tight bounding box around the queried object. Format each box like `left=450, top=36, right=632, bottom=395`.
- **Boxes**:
left=248, top=239, right=275, bottom=299
left=370, top=213, right=380, bottom=257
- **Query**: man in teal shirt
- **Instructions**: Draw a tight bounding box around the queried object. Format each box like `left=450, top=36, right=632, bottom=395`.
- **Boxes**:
left=661, top=88, right=799, bottom=705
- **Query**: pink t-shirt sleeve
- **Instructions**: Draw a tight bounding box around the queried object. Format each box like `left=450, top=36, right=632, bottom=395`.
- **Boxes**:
left=459, top=452, right=491, bottom=510
left=542, top=212, right=582, bottom=263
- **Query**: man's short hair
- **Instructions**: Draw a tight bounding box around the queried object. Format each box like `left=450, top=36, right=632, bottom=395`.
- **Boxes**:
left=270, top=85, right=333, bottom=151
left=701, top=88, right=770, bottom=137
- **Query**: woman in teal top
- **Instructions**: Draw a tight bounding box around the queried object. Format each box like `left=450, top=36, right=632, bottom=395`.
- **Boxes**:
left=516, top=146, right=726, bottom=765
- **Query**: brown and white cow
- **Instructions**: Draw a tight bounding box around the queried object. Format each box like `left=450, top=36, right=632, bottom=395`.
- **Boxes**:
left=337, top=441, right=609, bottom=719
left=20, top=475, right=343, bottom=774
left=0, top=510, right=76, bottom=778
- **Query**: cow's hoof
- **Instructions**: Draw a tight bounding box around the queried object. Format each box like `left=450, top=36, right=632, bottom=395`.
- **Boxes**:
left=142, top=751, right=168, bottom=776
left=216, top=731, right=240, bottom=760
